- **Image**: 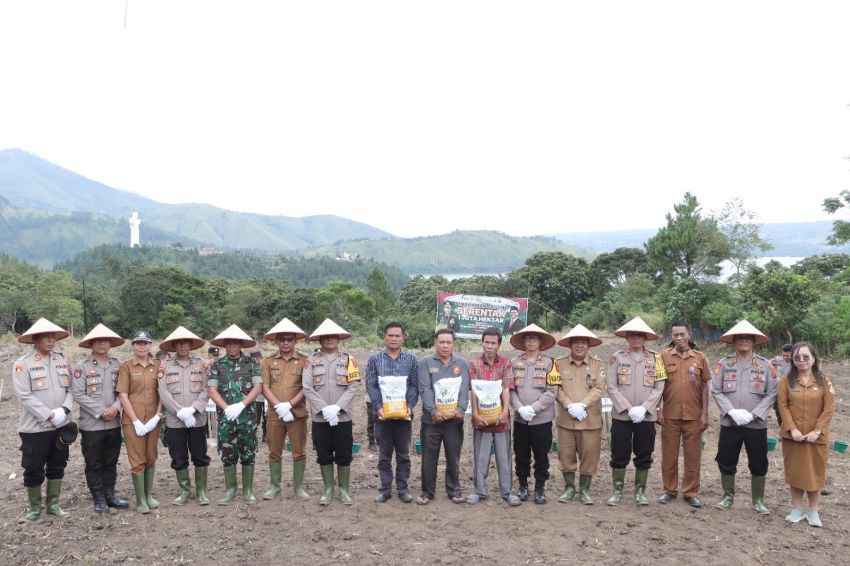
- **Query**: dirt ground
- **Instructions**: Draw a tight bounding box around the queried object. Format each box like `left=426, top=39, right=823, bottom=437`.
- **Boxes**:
left=0, top=336, right=848, bottom=566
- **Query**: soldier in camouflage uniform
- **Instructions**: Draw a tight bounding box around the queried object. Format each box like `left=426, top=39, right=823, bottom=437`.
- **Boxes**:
left=207, top=325, right=263, bottom=505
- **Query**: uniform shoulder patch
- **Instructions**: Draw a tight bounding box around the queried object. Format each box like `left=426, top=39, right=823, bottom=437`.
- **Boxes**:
left=74, top=369, right=82, bottom=378
left=157, top=368, right=165, bottom=379
left=347, top=355, right=361, bottom=382
left=653, top=354, right=668, bottom=381
left=546, top=361, right=561, bottom=386
left=15, top=363, right=24, bottom=374
left=608, top=355, right=616, bottom=366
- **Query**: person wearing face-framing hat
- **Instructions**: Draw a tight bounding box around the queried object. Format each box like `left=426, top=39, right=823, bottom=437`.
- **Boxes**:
left=71, top=323, right=130, bottom=514
left=117, top=329, right=163, bottom=513
left=302, top=319, right=362, bottom=505
left=606, top=317, right=666, bottom=507
left=509, top=323, right=561, bottom=504
left=12, top=318, right=75, bottom=521
left=710, top=320, right=778, bottom=514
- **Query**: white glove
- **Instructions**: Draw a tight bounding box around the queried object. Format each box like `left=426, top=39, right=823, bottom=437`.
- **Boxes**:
left=628, top=406, right=647, bottom=423
left=133, top=419, right=148, bottom=436
left=328, top=415, right=339, bottom=427
left=144, top=414, right=161, bottom=433
left=51, top=408, right=68, bottom=427
left=224, top=402, right=246, bottom=421
left=567, top=403, right=587, bottom=421
left=177, top=407, right=195, bottom=422
left=283, top=411, right=295, bottom=422
left=322, top=405, right=342, bottom=421
left=517, top=406, right=536, bottom=422
left=728, top=409, right=751, bottom=426
left=740, top=410, right=755, bottom=425
left=184, top=415, right=197, bottom=428
left=275, top=402, right=293, bottom=420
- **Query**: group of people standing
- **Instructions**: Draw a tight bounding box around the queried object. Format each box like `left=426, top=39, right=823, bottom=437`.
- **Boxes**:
left=11, top=313, right=836, bottom=527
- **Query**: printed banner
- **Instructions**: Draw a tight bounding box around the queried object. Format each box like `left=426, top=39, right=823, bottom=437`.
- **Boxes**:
left=436, top=292, right=529, bottom=339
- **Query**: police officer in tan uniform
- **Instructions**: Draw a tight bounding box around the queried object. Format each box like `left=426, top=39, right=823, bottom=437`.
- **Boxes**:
left=158, top=326, right=211, bottom=506
left=509, top=323, right=560, bottom=504
left=606, top=317, right=666, bottom=506
left=72, top=323, right=129, bottom=514
left=260, top=318, right=310, bottom=501
left=711, top=320, right=778, bottom=514
left=117, top=330, right=163, bottom=513
left=302, top=319, right=361, bottom=505
left=554, top=324, right=606, bottom=505
left=12, top=318, right=75, bottom=521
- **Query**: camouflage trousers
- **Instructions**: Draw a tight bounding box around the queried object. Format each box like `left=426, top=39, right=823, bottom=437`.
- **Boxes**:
left=217, top=410, right=259, bottom=466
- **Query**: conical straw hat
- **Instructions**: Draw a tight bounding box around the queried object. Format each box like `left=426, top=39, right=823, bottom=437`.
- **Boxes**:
left=309, top=318, right=351, bottom=341
left=78, top=323, right=125, bottom=349
left=17, top=317, right=70, bottom=344
left=160, top=326, right=205, bottom=352
left=558, top=324, right=602, bottom=347
left=614, top=316, right=660, bottom=340
left=264, top=318, right=308, bottom=341
left=719, top=319, right=769, bottom=346
left=210, top=324, right=257, bottom=348
left=509, top=323, right=557, bottom=351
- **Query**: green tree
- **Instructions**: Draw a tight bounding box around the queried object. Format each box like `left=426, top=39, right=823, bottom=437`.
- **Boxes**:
left=315, top=280, right=376, bottom=330
left=366, top=267, right=396, bottom=317
left=741, top=262, right=817, bottom=342
left=588, top=248, right=653, bottom=298
left=514, top=252, right=591, bottom=326
left=645, top=192, right=729, bottom=281
left=156, top=303, right=186, bottom=335
left=792, top=254, right=850, bottom=279
left=822, top=189, right=850, bottom=245
left=714, top=198, right=772, bottom=282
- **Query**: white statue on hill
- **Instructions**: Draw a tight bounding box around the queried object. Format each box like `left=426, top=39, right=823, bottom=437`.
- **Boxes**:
left=129, top=212, right=140, bottom=247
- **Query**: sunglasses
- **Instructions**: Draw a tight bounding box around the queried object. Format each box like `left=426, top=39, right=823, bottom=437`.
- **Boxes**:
left=793, top=354, right=812, bottom=362
left=278, top=337, right=296, bottom=343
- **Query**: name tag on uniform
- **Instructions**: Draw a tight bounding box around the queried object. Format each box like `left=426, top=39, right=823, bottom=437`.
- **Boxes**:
left=206, top=399, right=216, bottom=412
left=601, top=398, right=613, bottom=413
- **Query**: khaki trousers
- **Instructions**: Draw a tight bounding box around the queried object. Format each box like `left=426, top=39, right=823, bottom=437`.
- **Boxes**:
left=123, top=423, right=160, bottom=473
left=556, top=427, right=602, bottom=476
left=661, top=418, right=702, bottom=497
left=267, top=417, right=308, bottom=462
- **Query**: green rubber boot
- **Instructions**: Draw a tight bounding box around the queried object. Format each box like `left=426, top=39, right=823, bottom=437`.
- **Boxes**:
left=195, top=466, right=210, bottom=506
left=218, top=466, right=238, bottom=505
left=132, top=473, right=150, bottom=513
left=143, top=467, right=159, bottom=509
left=45, top=479, right=71, bottom=519
left=242, top=465, right=257, bottom=504
left=607, top=468, right=625, bottom=506
left=715, top=474, right=735, bottom=510
left=263, top=461, right=282, bottom=500
left=173, top=468, right=192, bottom=506
left=751, top=475, right=770, bottom=515
left=23, top=486, right=42, bottom=521
left=634, top=468, right=649, bottom=506
left=337, top=465, right=352, bottom=505
left=579, top=474, right=594, bottom=505
left=558, top=472, right=576, bottom=503
left=319, top=464, right=335, bottom=506
left=293, top=460, right=310, bottom=501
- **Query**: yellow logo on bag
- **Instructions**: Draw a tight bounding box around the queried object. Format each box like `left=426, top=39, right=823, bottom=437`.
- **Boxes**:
left=347, top=356, right=361, bottom=382
left=546, top=361, right=562, bottom=386
left=654, top=355, right=668, bottom=381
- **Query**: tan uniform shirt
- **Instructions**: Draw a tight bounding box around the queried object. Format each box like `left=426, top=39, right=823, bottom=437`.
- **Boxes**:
left=710, top=354, right=777, bottom=430
left=509, top=353, right=558, bottom=425
left=12, top=350, right=74, bottom=433
left=555, top=354, right=606, bottom=430
left=158, top=355, right=208, bottom=428
left=302, top=350, right=361, bottom=423
left=777, top=375, right=835, bottom=443
left=660, top=347, right=711, bottom=421
left=117, top=357, right=162, bottom=425
left=262, top=351, right=309, bottom=420
left=607, top=348, right=665, bottom=422
left=71, top=354, right=122, bottom=431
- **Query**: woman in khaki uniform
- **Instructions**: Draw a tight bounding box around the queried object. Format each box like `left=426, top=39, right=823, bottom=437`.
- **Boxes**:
left=778, top=341, right=835, bottom=527
left=117, top=330, right=163, bottom=513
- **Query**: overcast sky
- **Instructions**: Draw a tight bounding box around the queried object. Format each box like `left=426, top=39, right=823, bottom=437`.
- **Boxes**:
left=1, top=1, right=848, bottom=238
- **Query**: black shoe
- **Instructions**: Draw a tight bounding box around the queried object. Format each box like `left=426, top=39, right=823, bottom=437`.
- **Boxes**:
left=684, top=496, right=703, bottom=508
left=658, top=492, right=676, bottom=504
left=398, top=492, right=413, bottom=503
left=91, top=488, right=108, bottom=514
left=374, top=492, right=392, bottom=503
left=534, top=485, right=547, bottom=505
left=104, top=488, right=129, bottom=509
left=368, top=442, right=378, bottom=453
left=517, top=481, right=529, bottom=501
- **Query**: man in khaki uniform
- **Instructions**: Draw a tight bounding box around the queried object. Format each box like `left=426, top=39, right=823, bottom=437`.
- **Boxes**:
left=12, top=318, right=75, bottom=521
left=711, top=320, right=778, bottom=514
left=261, top=318, right=310, bottom=501
left=302, top=319, right=361, bottom=505
left=509, top=323, right=560, bottom=504
left=658, top=321, right=712, bottom=507
left=158, top=326, right=211, bottom=506
left=554, top=324, right=606, bottom=505
left=606, top=316, right=666, bottom=506
left=72, top=323, right=129, bottom=514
